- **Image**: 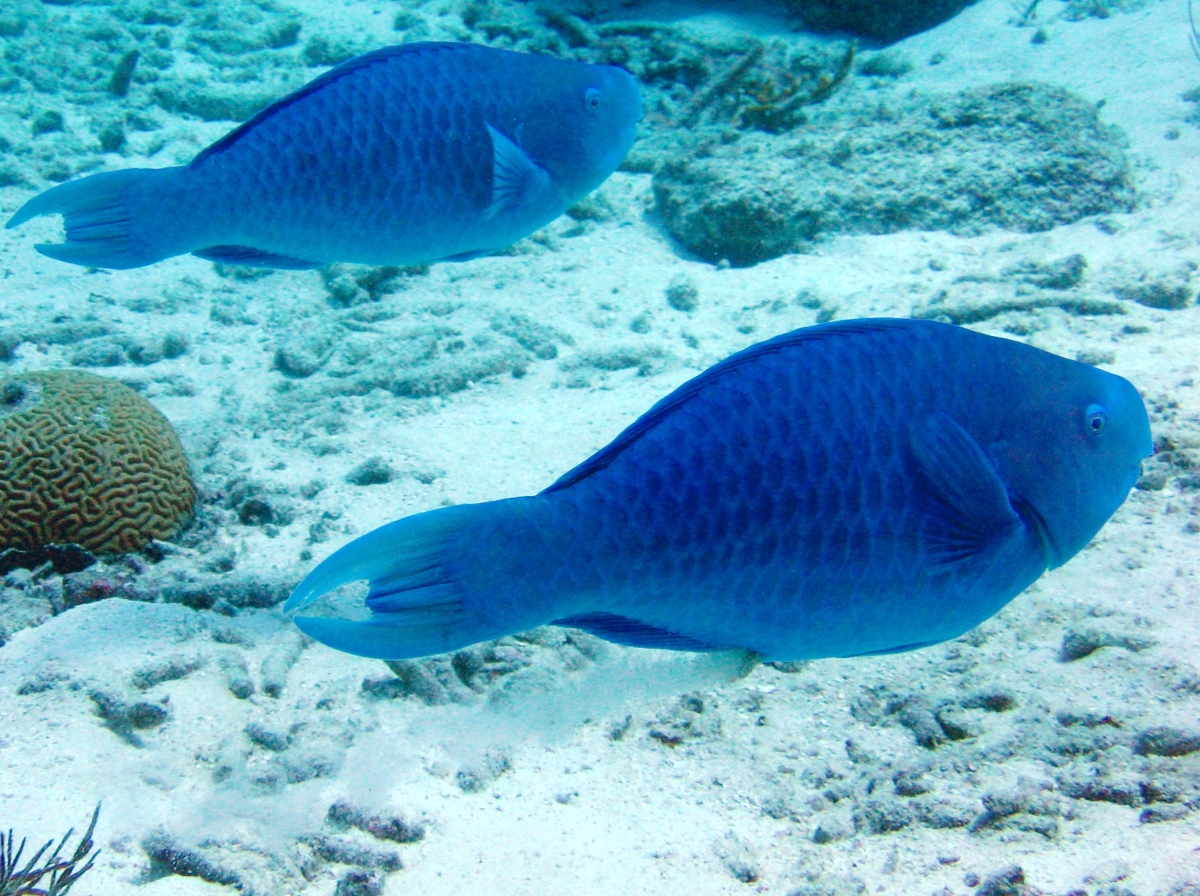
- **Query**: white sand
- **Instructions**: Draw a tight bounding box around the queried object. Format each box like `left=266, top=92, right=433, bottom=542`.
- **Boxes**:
left=1, top=0, right=1199, bottom=894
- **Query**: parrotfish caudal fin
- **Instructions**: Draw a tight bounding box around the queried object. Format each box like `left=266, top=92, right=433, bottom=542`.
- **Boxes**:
left=5, top=168, right=185, bottom=269
left=286, top=504, right=500, bottom=660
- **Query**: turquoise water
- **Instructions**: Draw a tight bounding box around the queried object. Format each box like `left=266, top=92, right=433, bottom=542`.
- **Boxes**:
left=1, top=1, right=1199, bottom=894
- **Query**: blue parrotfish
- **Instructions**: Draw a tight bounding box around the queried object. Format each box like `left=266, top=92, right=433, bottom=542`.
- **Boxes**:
left=5, top=43, right=642, bottom=270
left=285, top=319, right=1152, bottom=661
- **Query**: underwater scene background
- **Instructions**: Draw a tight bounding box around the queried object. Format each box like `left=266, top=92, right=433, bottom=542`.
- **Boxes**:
left=0, top=0, right=1199, bottom=893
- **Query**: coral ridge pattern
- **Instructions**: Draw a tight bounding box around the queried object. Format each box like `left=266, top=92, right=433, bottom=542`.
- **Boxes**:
left=0, top=370, right=194, bottom=555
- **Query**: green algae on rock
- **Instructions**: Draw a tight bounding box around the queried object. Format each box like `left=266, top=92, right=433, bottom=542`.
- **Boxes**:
left=653, top=82, right=1136, bottom=267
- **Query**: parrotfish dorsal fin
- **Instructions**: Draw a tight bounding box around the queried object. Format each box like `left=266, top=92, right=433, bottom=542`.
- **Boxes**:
left=909, top=411, right=1024, bottom=572
left=552, top=612, right=722, bottom=651
left=189, top=42, right=467, bottom=168
left=484, top=124, right=554, bottom=221
left=542, top=319, right=897, bottom=494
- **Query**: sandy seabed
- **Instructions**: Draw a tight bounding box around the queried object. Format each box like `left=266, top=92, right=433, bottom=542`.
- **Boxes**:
left=1, top=0, right=1199, bottom=894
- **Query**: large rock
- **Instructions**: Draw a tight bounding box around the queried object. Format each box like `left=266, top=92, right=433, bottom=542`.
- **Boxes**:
left=787, top=0, right=981, bottom=43
left=553, top=0, right=978, bottom=43
left=653, top=82, right=1135, bottom=267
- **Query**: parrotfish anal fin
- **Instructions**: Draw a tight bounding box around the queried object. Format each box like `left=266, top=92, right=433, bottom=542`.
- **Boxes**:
left=843, top=639, right=939, bottom=658
left=485, top=123, right=554, bottom=221
left=553, top=612, right=722, bottom=651
left=190, top=42, right=466, bottom=167
left=544, top=319, right=903, bottom=494
left=444, top=249, right=491, bottom=262
left=910, top=412, right=1022, bottom=572
left=194, top=245, right=321, bottom=269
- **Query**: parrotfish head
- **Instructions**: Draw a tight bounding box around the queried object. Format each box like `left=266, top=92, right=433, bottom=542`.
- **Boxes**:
left=519, top=61, right=642, bottom=201
left=985, top=353, right=1152, bottom=569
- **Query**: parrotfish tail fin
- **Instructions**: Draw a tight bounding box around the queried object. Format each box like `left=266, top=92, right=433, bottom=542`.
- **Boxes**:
left=286, top=504, right=499, bottom=660
left=5, top=168, right=182, bottom=269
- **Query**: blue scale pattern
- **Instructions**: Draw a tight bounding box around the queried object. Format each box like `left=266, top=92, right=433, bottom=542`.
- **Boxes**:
left=6, top=43, right=641, bottom=270
left=288, top=318, right=1150, bottom=662
left=437, top=320, right=1149, bottom=661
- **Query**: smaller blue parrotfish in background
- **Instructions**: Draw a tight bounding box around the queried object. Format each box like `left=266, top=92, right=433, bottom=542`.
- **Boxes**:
left=5, top=43, right=642, bottom=270
left=285, top=319, right=1152, bottom=662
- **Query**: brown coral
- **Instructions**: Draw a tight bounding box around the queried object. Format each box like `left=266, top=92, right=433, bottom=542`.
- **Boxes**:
left=0, top=370, right=194, bottom=554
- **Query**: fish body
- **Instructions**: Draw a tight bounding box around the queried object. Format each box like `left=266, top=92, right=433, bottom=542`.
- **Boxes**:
left=5, top=43, right=642, bottom=270
left=286, top=319, right=1152, bottom=661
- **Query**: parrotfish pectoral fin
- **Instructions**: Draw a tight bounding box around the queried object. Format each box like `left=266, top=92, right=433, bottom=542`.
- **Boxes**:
left=193, top=245, right=321, bottom=269
left=286, top=505, right=484, bottom=660
left=5, top=169, right=174, bottom=269
left=910, top=412, right=1023, bottom=572
left=484, top=123, right=554, bottom=221
left=553, top=612, right=724, bottom=651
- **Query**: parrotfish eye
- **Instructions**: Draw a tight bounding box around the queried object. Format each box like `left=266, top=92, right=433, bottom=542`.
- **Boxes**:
left=1085, top=403, right=1108, bottom=435
left=585, top=88, right=602, bottom=110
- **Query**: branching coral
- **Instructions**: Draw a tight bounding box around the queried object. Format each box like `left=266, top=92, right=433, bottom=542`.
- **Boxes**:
left=0, top=805, right=100, bottom=896
left=676, top=40, right=856, bottom=133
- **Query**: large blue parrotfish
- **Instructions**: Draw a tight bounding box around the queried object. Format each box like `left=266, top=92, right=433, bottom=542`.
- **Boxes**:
left=286, top=319, right=1152, bottom=661
left=6, top=42, right=642, bottom=270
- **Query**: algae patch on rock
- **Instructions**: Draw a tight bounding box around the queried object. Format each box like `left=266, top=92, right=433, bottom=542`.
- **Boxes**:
left=654, top=82, right=1136, bottom=267
left=0, top=370, right=194, bottom=554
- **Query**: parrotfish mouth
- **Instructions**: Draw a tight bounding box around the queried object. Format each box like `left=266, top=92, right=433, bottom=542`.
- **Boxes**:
left=1014, top=495, right=1062, bottom=570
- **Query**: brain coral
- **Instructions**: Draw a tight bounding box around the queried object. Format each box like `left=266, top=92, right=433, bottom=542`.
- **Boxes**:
left=0, top=370, right=194, bottom=554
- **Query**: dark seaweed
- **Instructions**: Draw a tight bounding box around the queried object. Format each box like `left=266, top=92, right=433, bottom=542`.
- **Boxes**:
left=0, top=805, right=101, bottom=896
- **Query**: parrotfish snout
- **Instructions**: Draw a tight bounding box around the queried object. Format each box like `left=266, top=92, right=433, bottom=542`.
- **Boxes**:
left=5, top=43, right=642, bottom=271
